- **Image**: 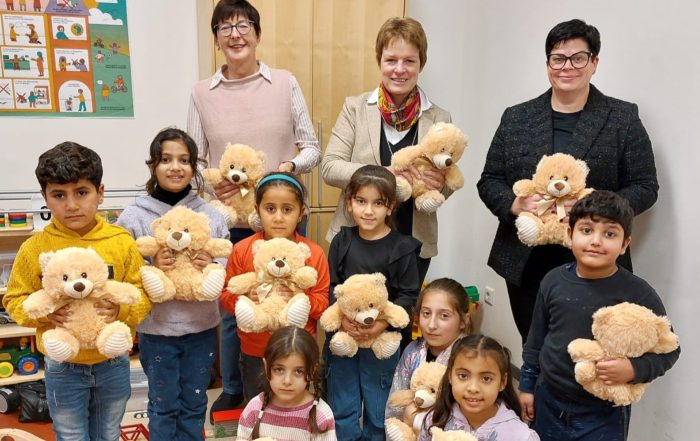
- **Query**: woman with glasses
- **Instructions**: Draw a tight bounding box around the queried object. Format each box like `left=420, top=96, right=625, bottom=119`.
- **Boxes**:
left=187, top=0, right=320, bottom=422
left=477, top=18, right=658, bottom=344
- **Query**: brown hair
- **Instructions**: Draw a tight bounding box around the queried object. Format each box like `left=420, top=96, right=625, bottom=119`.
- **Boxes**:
left=344, top=165, right=397, bottom=226
left=211, top=0, right=261, bottom=37
left=36, top=142, right=102, bottom=192
left=375, top=17, right=428, bottom=69
left=416, top=278, right=470, bottom=331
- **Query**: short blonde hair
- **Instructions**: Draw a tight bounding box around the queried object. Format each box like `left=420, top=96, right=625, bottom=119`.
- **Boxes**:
left=375, top=17, right=428, bottom=69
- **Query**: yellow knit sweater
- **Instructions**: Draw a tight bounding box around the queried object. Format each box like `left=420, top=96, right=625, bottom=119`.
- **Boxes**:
left=3, top=216, right=151, bottom=365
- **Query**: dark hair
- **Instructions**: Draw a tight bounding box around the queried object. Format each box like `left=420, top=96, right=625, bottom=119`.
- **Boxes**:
left=255, top=172, right=308, bottom=219
left=416, top=278, right=471, bottom=332
left=375, top=17, right=428, bottom=69
left=344, top=165, right=397, bottom=226
left=429, top=334, right=520, bottom=431
left=569, top=190, right=634, bottom=239
left=546, top=19, right=601, bottom=57
left=211, top=0, right=261, bottom=37
left=252, top=327, right=327, bottom=438
left=36, top=142, right=103, bottom=192
left=145, top=127, right=206, bottom=195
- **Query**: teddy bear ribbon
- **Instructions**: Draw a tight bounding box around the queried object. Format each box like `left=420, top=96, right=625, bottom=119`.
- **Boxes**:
left=536, top=196, right=567, bottom=221
left=255, top=280, right=297, bottom=302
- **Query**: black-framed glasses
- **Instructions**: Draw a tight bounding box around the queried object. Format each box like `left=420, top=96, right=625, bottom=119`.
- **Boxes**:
left=547, top=51, right=593, bottom=70
left=216, top=20, right=255, bottom=37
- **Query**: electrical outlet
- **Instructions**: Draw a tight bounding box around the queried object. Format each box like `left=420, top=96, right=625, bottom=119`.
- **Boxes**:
left=484, top=286, right=495, bottom=306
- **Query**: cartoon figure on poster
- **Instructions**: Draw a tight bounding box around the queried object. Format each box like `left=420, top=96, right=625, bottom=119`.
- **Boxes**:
left=55, top=24, right=68, bottom=40
left=112, top=74, right=127, bottom=93
left=9, top=24, right=17, bottom=41
left=31, top=51, right=45, bottom=76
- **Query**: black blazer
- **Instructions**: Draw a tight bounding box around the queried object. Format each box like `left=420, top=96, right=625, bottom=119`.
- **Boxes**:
left=477, top=85, right=658, bottom=286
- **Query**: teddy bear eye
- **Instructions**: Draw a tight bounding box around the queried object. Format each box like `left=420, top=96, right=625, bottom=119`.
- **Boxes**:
left=62, top=275, right=68, bottom=281
left=369, top=303, right=374, bottom=308
left=230, top=164, right=235, bottom=170
left=81, top=272, right=87, bottom=278
left=184, top=228, right=189, bottom=233
left=242, top=168, right=247, bottom=173
left=563, top=176, right=568, bottom=181
left=549, top=175, right=554, bottom=180
left=430, top=388, right=435, bottom=393
left=441, top=148, right=445, bottom=152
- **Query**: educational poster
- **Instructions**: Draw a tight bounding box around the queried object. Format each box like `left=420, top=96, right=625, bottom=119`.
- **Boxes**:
left=0, top=0, right=133, bottom=117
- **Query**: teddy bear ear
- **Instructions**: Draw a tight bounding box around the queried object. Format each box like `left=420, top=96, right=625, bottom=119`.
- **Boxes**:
left=257, top=150, right=267, bottom=162
left=297, top=242, right=312, bottom=260
left=373, top=272, right=387, bottom=285
left=333, top=284, right=344, bottom=298
left=576, top=159, right=590, bottom=175
left=252, top=239, right=265, bottom=254
left=39, top=251, right=55, bottom=272
left=151, top=217, right=163, bottom=232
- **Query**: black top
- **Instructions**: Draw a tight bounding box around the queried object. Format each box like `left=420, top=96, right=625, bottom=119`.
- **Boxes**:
left=552, top=110, right=581, bottom=155
left=152, top=184, right=192, bottom=206
left=520, top=264, right=680, bottom=406
left=380, top=123, right=419, bottom=237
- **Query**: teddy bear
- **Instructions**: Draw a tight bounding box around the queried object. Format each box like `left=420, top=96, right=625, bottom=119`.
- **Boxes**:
left=567, top=302, right=679, bottom=406
left=22, top=247, right=141, bottom=362
left=430, top=427, right=478, bottom=441
left=386, top=361, right=447, bottom=441
left=226, top=237, right=316, bottom=333
left=202, top=143, right=266, bottom=229
left=391, top=122, right=468, bottom=213
left=136, top=206, right=233, bottom=303
left=513, top=152, right=594, bottom=247
left=319, top=273, right=410, bottom=359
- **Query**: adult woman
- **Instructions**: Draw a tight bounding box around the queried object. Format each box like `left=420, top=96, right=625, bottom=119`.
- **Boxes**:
left=321, top=17, right=451, bottom=285
left=477, top=19, right=658, bottom=344
left=187, top=0, right=320, bottom=418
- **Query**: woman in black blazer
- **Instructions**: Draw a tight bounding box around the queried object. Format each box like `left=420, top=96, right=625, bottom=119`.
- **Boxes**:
left=477, top=19, right=658, bottom=343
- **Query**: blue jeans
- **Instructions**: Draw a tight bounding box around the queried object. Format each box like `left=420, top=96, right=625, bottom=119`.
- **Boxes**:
left=139, top=328, right=217, bottom=441
left=534, top=382, right=631, bottom=441
left=45, top=354, right=131, bottom=441
left=325, top=343, right=399, bottom=441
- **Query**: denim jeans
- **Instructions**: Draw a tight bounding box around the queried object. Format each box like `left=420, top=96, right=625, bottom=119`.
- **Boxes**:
left=44, top=354, right=131, bottom=441
left=325, top=343, right=399, bottom=441
left=139, top=328, right=217, bottom=441
left=534, top=382, right=631, bottom=441
left=239, top=352, right=265, bottom=401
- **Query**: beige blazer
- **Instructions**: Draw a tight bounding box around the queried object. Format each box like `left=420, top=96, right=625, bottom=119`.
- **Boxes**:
left=321, top=91, right=452, bottom=258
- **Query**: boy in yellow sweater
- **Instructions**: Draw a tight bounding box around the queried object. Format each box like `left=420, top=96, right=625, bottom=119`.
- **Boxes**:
left=3, top=142, right=151, bottom=440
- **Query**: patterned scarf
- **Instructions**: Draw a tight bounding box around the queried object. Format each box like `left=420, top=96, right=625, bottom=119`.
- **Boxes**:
left=377, top=82, right=421, bottom=132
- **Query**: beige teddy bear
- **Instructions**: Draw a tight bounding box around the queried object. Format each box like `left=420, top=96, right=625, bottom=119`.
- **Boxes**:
left=430, top=427, right=478, bottom=441
left=568, top=302, right=679, bottom=406
left=391, top=122, right=468, bottom=213
left=226, top=238, right=315, bottom=333
left=136, top=206, right=232, bottom=303
left=513, top=153, right=594, bottom=247
left=203, top=143, right=266, bottom=229
left=320, top=273, right=410, bottom=359
left=386, top=361, right=447, bottom=441
left=23, top=247, right=141, bottom=362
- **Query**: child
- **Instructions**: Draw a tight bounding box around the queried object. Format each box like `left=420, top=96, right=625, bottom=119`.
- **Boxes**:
left=326, top=164, right=422, bottom=440
left=116, top=127, right=229, bottom=440
left=236, top=326, right=336, bottom=440
left=519, top=191, right=680, bottom=441
left=3, top=142, right=151, bottom=440
left=419, top=334, right=539, bottom=441
left=220, top=172, right=330, bottom=400
left=385, top=278, right=470, bottom=423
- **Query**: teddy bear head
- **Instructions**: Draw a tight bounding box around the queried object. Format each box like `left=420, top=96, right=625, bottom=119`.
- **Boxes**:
left=531, top=153, right=589, bottom=198
left=410, top=361, right=447, bottom=409
left=150, top=206, right=213, bottom=252
left=217, top=143, right=266, bottom=186
left=419, top=122, right=468, bottom=169
left=251, top=237, right=312, bottom=280
left=39, top=247, right=108, bottom=300
left=334, top=273, right=388, bottom=326
left=592, top=302, right=679, bottom=358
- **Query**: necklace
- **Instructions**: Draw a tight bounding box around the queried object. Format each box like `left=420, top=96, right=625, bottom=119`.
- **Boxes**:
left=385, top=125, right=419, bottom=157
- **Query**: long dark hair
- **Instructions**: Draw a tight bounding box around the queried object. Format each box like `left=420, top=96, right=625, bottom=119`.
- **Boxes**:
left=251, top=326, right=328, bottom=438
left=145, top=127, right=206, bottom=195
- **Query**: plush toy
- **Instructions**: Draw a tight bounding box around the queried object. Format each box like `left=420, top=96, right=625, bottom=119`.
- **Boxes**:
left=386, top=361, right=447, bottom=441
left=319, top=273, right=410, bottom=359
left=430, top=427, right=478, bottom=441
left=136, top=206, right=232, bottom=303
left=202, top=143, right=266, bottom=229
left=568, top=302, right=679, bottom=406
left=513, top=153, right=594, bottom=247
left=391, top=122, right=468, bottom=213
left=22, top=247, right=141, bottom=362
left=226, top=238, right=315, bottom=333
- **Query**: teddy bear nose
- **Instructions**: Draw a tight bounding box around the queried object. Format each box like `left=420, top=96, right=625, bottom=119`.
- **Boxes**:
left=444, top=158, right=452, bottom=166
left=73, top=282, right=85, bottom=292
left=232, top=174, right=240, bottom=182
left=363, top=317, right=374, bottom=325
left=414, top=397, right=424, bottom=407
left=172, top=232, right=182, bottom=241
left=275, top=260, right=285, bottom=268
left=554, top=182, right=565, bottom=191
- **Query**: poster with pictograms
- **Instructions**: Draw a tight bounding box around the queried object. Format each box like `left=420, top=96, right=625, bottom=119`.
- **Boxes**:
left=0, top=0, right=133, bottom=117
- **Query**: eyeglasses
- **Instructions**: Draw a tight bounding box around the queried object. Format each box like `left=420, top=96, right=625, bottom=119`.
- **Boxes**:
left=216, top=21, right=255, bottom=37
left=547, top=51, right=593, bottom=70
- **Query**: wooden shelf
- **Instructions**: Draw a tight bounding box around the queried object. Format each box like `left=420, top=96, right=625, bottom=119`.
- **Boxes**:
left=0, top=227, right=36, bottom=237
left=0, top=368, right=44, bottom=386
left=0, top=323, right=36, bottom=339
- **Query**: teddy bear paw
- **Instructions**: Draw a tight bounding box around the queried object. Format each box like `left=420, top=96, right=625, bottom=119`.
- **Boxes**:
left=330, top=339, right=355, bottom=357
left=395, top=177, right=413, bottom=202
left=379, top=339, right=401, bottom=359
left=515, top=215, right=540, bottom=244
left=201, top=268, right=225, bottom=300
left=235, top=298, right=256, bottom=332
left=248, top=212, right=263, bottom=232
left=102, top=331, right=132, bottom=358
left=140, top=268, right=166, bottom=301
left=385, top=419, right=411, bottom=441
left=418, top=198, right=443, bottom=213
left=43, top=338, right=75, bottom=363
left=286, top=295, right=311, bottom=328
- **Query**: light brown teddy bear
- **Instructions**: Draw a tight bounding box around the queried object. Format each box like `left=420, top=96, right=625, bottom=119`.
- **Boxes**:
left=320, top=273, right=410, bottom=359
left=568, top=302, right=679, bottom=406
left=386, top=361, right=447, bottom=441
left=203, top=143, right=266, bottom=229
left=513, top=152, right=594, bottom=247
left=136, top=206, right=232, bottom=303
left=226, top=238, right=315, bottom=333
left=391, top=122, right=468, bottom=213
left=430, top=427, right=478, bottom=441
left=23, top=247, right=141, bottom=362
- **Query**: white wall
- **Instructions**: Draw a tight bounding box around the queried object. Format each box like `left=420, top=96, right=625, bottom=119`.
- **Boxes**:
left=0, top=0, right=200, bottom=198
left=410, top=1, right=698, bottom=439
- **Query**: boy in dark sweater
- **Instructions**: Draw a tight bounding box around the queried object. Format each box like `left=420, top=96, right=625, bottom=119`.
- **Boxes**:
left=519, top=191, right=679, bottom=441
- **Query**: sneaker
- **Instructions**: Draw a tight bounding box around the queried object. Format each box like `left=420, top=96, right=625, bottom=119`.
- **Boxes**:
left=209, top=391, right=244, bottom=424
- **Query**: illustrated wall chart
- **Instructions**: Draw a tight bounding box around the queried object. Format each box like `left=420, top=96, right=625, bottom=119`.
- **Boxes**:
left=0, top=0, right=133, bottom=117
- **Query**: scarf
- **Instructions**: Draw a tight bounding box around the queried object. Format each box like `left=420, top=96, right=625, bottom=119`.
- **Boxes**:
left=377, top=82, right=421, bottom=132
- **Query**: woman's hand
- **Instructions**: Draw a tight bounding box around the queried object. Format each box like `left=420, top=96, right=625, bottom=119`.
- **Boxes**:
left=153, top=248, right=175, bottom=271
left=510, top=194, right=544, bottom=216
left=422, top=167, right=446, bottom=191
left=94, top=300, right=119, bottom=323
left=387, top=165, right=421, bottom=185
left=47, top=304, right=72, bottom=327
left=191, top=251, right=213, bottom=271
left=278, top=161, right=295, bottom=173
left=213, top=179, right=240, bottom=202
